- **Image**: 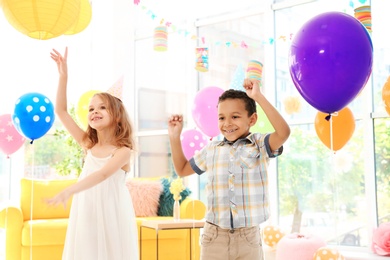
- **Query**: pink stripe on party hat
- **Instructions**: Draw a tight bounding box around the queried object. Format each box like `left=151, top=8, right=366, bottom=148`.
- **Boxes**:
left=107, top=75, right=124, bottom=100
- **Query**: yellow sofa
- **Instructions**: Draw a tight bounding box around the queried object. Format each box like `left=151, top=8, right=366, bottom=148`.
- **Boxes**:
left=0, top=178, right=206, bottom=260
left=0, top=178, right=76, bottom=260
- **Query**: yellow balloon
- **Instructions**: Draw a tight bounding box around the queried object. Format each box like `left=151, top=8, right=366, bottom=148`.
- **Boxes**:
left=1, top=0, right=81, bottom=40
left=64, top=0, right=92, bottom=35
left=76, top=90, right=100, bottom=129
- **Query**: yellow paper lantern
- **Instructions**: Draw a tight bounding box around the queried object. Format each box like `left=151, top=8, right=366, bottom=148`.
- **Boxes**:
left=263, top=225, right=285, bottom=247
left=64, top=0, right=92, bottom=35
left=1, top=0, right=81, bottom=40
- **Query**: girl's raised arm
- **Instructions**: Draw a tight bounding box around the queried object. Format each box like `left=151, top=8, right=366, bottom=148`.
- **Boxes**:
left=51, top=47, right=85, bottom=145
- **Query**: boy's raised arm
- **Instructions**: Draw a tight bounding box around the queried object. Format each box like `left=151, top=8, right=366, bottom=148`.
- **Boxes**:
left=168, top=114, right=195, bottom=177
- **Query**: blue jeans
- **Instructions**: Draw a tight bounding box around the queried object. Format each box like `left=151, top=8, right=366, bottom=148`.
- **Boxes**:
left=200, top=222, right=263, bottom=260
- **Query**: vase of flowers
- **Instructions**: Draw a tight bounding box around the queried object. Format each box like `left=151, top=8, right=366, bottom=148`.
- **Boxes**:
left=169, top=177, right=185, bottom=222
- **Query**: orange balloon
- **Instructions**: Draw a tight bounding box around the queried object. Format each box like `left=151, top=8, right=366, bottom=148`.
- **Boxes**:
left=315, top=107, right=355, bottom=151
left=382, top=76, right=390, bottom=116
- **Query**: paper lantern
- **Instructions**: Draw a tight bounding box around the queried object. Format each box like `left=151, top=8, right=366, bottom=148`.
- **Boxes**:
left=195, top=47, right=209, bottom=72
left=1, top=0, right=81, bottom=40
left=313, top=247, right=345, bottom=260
left=263, top=226, right=285, bottom=247
left=154, top=26, right=168, bottom=51
left=246, top=60, right=263, bottom=82
left=64, top=0, right=92, bottom=35
left=354, top=5, right=371, bottom=33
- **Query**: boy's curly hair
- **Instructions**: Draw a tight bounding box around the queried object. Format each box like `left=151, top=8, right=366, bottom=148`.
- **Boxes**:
left=218, top=89, right=256, bottom=116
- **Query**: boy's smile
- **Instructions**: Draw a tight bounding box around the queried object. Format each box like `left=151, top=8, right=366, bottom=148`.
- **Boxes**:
left=218, top=99, right=257, bottom=142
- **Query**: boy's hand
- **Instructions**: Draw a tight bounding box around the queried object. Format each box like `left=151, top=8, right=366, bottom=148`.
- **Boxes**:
left=168, top=114, right=184, bottom=138
left=243, top=78, right=262, bottom=99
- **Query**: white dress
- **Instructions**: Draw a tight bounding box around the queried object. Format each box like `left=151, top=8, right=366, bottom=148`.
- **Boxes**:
left=63, top=150, right=139, bottom=260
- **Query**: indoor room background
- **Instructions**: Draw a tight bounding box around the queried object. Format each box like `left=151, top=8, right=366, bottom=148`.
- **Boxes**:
left=0, top=0, right=389, bottom=259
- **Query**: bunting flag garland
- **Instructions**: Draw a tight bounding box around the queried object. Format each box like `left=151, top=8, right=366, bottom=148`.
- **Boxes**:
left=134, top=0, right=276, bottom=49
left=135, top=0, right=368, bottom=49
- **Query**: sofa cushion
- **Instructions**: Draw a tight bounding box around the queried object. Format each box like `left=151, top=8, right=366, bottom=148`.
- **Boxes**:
left=21, top=218, right=68, bottom=246
left=126, top=179, right=163, bottom=217
left=157, top=178, right=191, bottom=216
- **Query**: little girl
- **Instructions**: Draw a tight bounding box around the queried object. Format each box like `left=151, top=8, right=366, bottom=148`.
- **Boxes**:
left=46, top=47, right=139, bottom=260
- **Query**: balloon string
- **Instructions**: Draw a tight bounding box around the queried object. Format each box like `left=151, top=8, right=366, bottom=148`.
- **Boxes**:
left=326, top=112, right=338, bottom=152
left=30, top=144, right=35, bottom=260
left=330, top=116, right=333, bottom=152
left=4, top=157, right=12, bottom=259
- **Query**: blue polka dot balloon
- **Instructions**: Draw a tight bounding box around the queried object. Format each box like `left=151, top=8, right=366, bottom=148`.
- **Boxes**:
left=12, top=92, right=55, bottom=142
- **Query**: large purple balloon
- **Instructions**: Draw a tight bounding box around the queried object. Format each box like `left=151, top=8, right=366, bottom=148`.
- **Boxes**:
left=289, top=12, right=373, bottom=114
left=192, top=86, right=224, bottom=138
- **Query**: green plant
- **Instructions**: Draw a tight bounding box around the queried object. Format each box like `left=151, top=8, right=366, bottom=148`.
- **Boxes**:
left=53, top=106, right=84, bottom=176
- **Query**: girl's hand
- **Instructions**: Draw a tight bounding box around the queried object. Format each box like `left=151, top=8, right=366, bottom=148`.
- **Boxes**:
left=50, top=47, right=68, bottom=77
left=45, top=189, right=71, bottom=210
left=243, top=78, right=262, bottom=99
left=168, top=114, right=184, bottom=138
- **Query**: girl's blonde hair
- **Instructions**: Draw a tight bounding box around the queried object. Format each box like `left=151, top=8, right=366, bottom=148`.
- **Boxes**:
left=83, top=92, right=135, bottom=150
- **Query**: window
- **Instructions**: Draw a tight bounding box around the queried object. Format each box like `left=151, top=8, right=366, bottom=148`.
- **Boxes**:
left=134, top=7, right=193, bottom=177
left=195, top=12, right=267, bottom=201
left=374, top=117, right=390, bottom=224
left=275, top=0, right=390, bottom=254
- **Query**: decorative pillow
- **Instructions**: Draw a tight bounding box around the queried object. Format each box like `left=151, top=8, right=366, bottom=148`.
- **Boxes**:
left=126, top=179, right=163, bottom=217
left=157, top=177, right=191, bottom=216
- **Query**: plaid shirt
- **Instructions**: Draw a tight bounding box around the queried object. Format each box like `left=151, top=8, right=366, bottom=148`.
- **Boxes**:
left=189, top=133, right=282, bottom=229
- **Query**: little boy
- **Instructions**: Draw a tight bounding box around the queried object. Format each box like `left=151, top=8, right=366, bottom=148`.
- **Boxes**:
left=168, top=78, right=290, bottom=260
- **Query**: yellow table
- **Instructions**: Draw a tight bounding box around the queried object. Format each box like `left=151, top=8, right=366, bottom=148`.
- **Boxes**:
left=140, top=219, right=205, bottom=260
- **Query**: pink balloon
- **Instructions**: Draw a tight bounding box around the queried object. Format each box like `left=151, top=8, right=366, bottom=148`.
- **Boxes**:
left=181, top=129, right=209, bottom=160
left=191, top=86, right=224, bottom=138
left=0, top=114, right=25, bottom=157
